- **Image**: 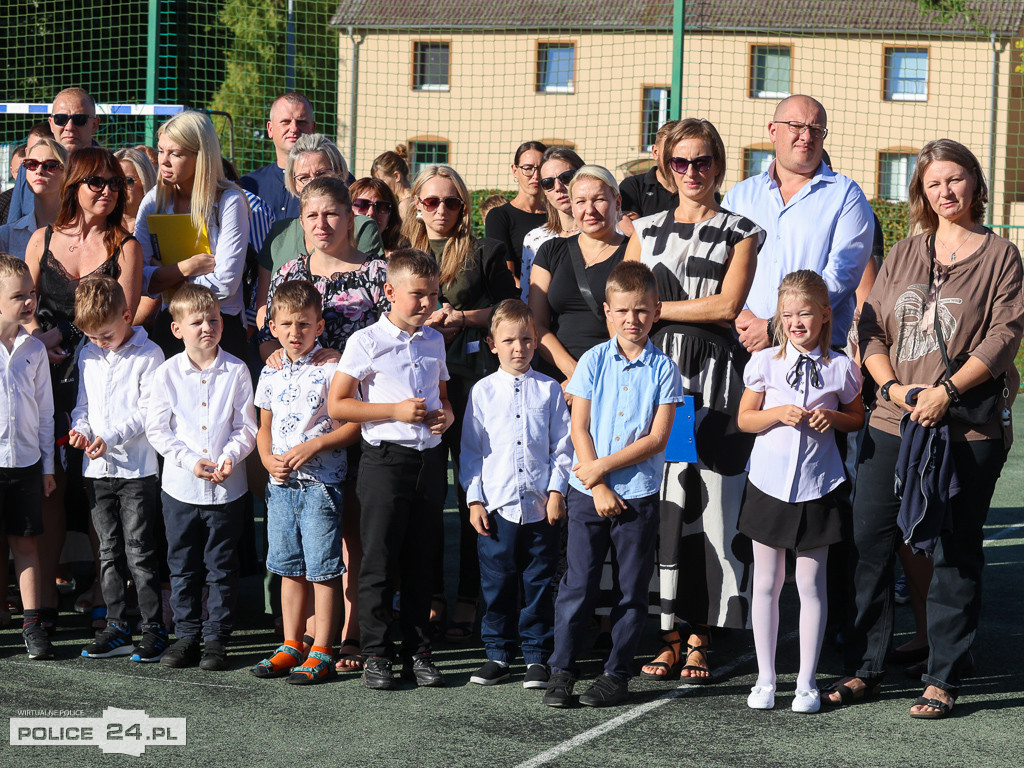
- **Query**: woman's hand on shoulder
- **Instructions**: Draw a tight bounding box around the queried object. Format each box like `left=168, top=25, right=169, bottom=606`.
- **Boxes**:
left=311, top=348, right=341, bottom=365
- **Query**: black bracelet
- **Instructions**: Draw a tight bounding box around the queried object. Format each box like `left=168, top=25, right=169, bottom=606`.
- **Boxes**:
left=942, top=379, right=961, bottom=403
left=880, top=379, right=898, bottom=402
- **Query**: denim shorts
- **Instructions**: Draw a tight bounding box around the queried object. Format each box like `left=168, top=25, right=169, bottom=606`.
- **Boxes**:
left=265, top=481, right=344, bottom=581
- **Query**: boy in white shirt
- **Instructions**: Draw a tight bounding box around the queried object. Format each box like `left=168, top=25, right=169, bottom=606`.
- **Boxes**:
left=461, top=299, right=572, bottom=689
left=329, top=249, right=453, bottom=691
left=145, top=284, right=257, bottom=671
left=0, top=254, right=56, bottom=660
left=251, top=280, right=358, bottom=685
left=68, top=277, right=168, bottom=662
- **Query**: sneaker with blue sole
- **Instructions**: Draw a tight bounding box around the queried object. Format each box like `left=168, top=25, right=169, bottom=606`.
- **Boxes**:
left=82, top=623, right=134, bottom=658
left=131, top=624, right=169, bottom=663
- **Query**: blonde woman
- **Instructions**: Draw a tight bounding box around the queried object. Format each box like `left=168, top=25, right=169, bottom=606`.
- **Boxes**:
left=0, top=138, right=68, bottom=260
left=113, top=147, right=157, bottom=233
left=403, top=164, right=518, bottom=642
left=134, top=110, right=249, bottom=358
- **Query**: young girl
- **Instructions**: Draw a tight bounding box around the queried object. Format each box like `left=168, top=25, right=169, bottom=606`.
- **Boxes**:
left=736, top=270, right=864, bottom=713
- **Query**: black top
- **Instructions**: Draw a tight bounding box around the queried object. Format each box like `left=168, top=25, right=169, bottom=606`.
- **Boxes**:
left=427, top=236, right=518, bottom=312
left=533, top=234, right=627, bottom=362
left=0, top=187, right=12, bottom=226
left=619, top=167, right=678, bottom=219
left=484, top=202, right=548, bottom=276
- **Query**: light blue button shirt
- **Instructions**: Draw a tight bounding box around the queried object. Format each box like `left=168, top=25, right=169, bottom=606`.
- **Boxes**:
left=723, top=161, right=875, bottom=347
left=566, top=337, right=684, bottom=499
left=0, top=211, right=40, bottom=260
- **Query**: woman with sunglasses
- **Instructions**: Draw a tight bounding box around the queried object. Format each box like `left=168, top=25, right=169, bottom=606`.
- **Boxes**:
left=403, top=164, right=518, bottom=643
left=528, top=164, right=627, bottom=392
left=349, top=177, right=408, bottom=255
left=0, top=139, right=68, bottom=260
left=113, top=147, right=157, bottom=234
left=623, top=118, right=763, bottom=683
left=519, top=146, right=586, bottom=303
left=484, top=141, right=548, bottom=286
left=254, top=134, right=383, bottom=329
left=23, top=146, right=144, bottom=631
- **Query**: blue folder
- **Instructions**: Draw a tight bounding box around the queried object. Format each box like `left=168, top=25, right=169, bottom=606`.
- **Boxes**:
left=665, top=396, right=697, bottom=463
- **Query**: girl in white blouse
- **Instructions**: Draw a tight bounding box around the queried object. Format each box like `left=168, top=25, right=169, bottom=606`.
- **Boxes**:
left=735, top=270, right=864, bottom=714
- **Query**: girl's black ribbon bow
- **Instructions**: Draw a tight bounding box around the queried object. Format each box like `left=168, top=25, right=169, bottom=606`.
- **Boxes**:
left=786, top=354, right=822, bottom=391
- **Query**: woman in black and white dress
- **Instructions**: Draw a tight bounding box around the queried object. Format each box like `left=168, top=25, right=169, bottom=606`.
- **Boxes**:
left=625, top=118, right=762, bottom=681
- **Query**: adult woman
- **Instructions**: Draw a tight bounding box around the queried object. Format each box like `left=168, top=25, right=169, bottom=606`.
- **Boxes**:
left=255, top=134, right=382, bottom=329
left=113, top=147, right=157, bottom=233
left=134, top=110, right=248, bottom=359
left=827, top=139, right=1022, bottom=717
left=528, top=165, right=628, bottom=389
left=519, top=147, right=585, bottom=302
left=0, top=139, right=68, bottom=259
left=484, top=141, right=548, bottom=282
left=403, top=164, right=518, bottom=641
left=624, top=118, right=762, bottom=681
left=24, top=146, right=143, bottom=628
left=371, top=146, right=413, bottom=218
left=349, top=177, right=407, bottom=255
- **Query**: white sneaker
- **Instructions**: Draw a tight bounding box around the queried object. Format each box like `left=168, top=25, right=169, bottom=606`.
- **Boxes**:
left=747, top=684, right=775, bottom=709
left=792, top=687, right=821, bottom=713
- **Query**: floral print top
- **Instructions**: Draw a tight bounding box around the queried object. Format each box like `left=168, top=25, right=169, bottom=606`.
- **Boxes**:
left=256, top=253, right=389, bottom=354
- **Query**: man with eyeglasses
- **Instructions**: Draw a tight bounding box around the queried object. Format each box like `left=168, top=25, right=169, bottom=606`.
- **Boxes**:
left=723, top=94, right=874, bottom=354
left=240, top=92, right=316, bottom=219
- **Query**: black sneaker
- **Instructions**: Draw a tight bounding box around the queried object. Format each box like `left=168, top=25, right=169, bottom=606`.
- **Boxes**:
left=523, top=663, right=551, bottom=690
left=542, top=670, right=575, bottom=707
left=402, top=653, right=445, bottom=687
left=130, top=624, right=169, bottom=663
left=23, top=622, right=55, bottom=660
left=579, top=673, right=629, bottom=708
left=82, top=623, right=134, bottom=658
left=160, top=637, right=201, bottom=668
left=199, top=640, right=229, bottom=671
left=470, top=660, right=510, bottom=686
left=363, top=656, right=396, bottom=690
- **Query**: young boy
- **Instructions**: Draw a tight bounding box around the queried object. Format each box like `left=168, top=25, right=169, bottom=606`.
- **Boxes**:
left=145, top=284, right=257, bottom=671
left=0, top=254, right=56, bottom=659
left=329, top=248, right=453, bottom=691
left=67, top=277, right=167, bottom=662
left=543, top=261, right=683, bottom=708
left=251, top=279, right=358, bottom=685
left=461, top=299, right=572, bottom=689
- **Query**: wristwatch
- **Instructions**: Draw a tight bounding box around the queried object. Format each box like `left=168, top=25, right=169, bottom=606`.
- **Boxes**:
left=880, top=379, right=898, bottom=402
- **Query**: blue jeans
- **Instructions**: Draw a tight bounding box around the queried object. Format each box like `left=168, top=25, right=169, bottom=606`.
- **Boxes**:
left=265, top=481, right=344, bottom=582
left=549, top=488, right=659, bottom=681
left=161, top=492, right=245, bottom=643
left=478, top=513, right=559, bottom=665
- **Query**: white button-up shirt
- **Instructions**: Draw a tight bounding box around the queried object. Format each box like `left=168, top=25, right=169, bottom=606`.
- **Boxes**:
left=744, top=344, right=862, bottom=503
left=255, top=345, right=346, bottom=485
left=336, top=314, right=449, bottom=450
left=71, top=327, right=164, bottom=479
left=460, top=368, right=572, bottom=524
left=0, top=330, right=54, bottom=473
left=145, top=349, right=257, bottom=505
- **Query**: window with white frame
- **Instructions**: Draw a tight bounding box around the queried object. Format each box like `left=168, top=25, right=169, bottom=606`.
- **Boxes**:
left=641, top=87, right=671, bottom=150
left=885, top=48, right=928, bottom=101
left=744, top=148, right=775, bottom=179
left=537, top=42, right=575, bottom=93
left=413, top=42, right=450, bottom=91
left=750, top=46, right=791, bottom=99
left=878, top=152, right=918, bottom=201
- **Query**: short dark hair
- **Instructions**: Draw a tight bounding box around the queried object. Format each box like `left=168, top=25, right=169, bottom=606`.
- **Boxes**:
left=270, top=279, right=322, bottom=320
left=386, top=248, right=441, bottom=286
left=606, top=261, right=657, bottom=299
left=514, top=141, right=547, bottom=165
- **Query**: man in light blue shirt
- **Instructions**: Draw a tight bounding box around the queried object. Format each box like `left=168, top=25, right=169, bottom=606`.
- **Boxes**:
left=723, top=95, right=874, bottom=351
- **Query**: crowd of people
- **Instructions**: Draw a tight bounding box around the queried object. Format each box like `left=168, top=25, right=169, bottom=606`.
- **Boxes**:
left=0, top=87, right=1021, bottom=718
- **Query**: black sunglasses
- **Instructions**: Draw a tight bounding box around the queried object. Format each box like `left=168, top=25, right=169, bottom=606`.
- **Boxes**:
left=668, top=155, right=714, bottom=175
left=352, top=198, right=393, bottom=215
left=419, top=196, right=464, bottom=212
left=539, top=169, right=577, bottom=191
left=51, top=113, right=93, bottom=127
left=81, top=176, right=124, bottom=193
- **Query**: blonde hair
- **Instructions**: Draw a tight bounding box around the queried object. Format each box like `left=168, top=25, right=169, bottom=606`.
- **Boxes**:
left=567, top=164, right=621, bottom=221
left=156, top=110, right=240, bottom=233
left=168, top=283, right=220, bottom=323
left=114, top=147, right=157, bottom=196
left=27, top=137, right=69, bottom=166
left=402, top=165, right=475, bottom=287
left=488, top=298, right=535, bottom=336
left=74, top=276, right=127, bottom=333
left=270, top=279, right=322, bottom=321
left=0, top=253, right=30, bottom=281
left=284, top=133, right=348, bottom=198
left=479, top=194, right=508, bottom=222
left=773, top=270, right=833, bottom=361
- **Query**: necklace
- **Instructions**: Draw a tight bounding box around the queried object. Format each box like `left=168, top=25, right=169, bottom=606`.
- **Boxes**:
left=936, top=229, right=976, bottom=263
left=579, top=239, right=617, bottom=265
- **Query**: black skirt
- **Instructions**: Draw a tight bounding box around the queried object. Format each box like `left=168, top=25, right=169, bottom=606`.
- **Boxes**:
left=738, top=480, right=847, bottom=552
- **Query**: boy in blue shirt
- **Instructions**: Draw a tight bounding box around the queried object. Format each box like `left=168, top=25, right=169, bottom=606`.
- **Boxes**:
left=544, top=261, right=684, bottom=708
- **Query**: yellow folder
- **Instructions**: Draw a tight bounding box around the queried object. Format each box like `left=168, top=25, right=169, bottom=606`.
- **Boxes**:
left=146, top=213, right=210, bottom=299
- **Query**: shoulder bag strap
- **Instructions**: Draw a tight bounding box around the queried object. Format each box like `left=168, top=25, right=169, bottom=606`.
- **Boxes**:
left=927, top=234, right=955, bottom=378
left=566, top=236, right=603, bottom=320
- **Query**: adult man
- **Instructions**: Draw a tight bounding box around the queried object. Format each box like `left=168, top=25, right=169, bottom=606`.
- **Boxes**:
left=240, top=93, right=315, bottom=219
left=618, top=120, right=679, bottom=237
left=723, top=95, right=874, bottom=352
left=0, top=144, right=27, bottom=224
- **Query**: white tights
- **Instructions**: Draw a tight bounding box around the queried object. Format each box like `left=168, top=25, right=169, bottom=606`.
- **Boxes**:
left=751, top=541, right=828, bottom=692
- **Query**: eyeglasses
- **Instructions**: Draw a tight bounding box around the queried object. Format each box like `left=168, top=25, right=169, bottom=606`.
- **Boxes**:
left=419, top=196, right=464, bottom=212
left=292, top=169, right=333, bottom=186
left=50, top=113, right=93, bottom=127
left=352, top=198, right=393, bottom=215
left=775, top=121, right=828, bottom=140
left=516, top=164, right=540, bottom=176
left=81, top=176, right=124, bottom=192
left=539, top=169, right=576, bottom=191
left=668, top=155, right=714, bottom=175
left=21, top=159, right=64, bottom=174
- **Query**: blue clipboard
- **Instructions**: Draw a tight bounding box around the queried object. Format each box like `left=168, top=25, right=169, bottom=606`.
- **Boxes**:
left=665, top=396, right=697, bottom=463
